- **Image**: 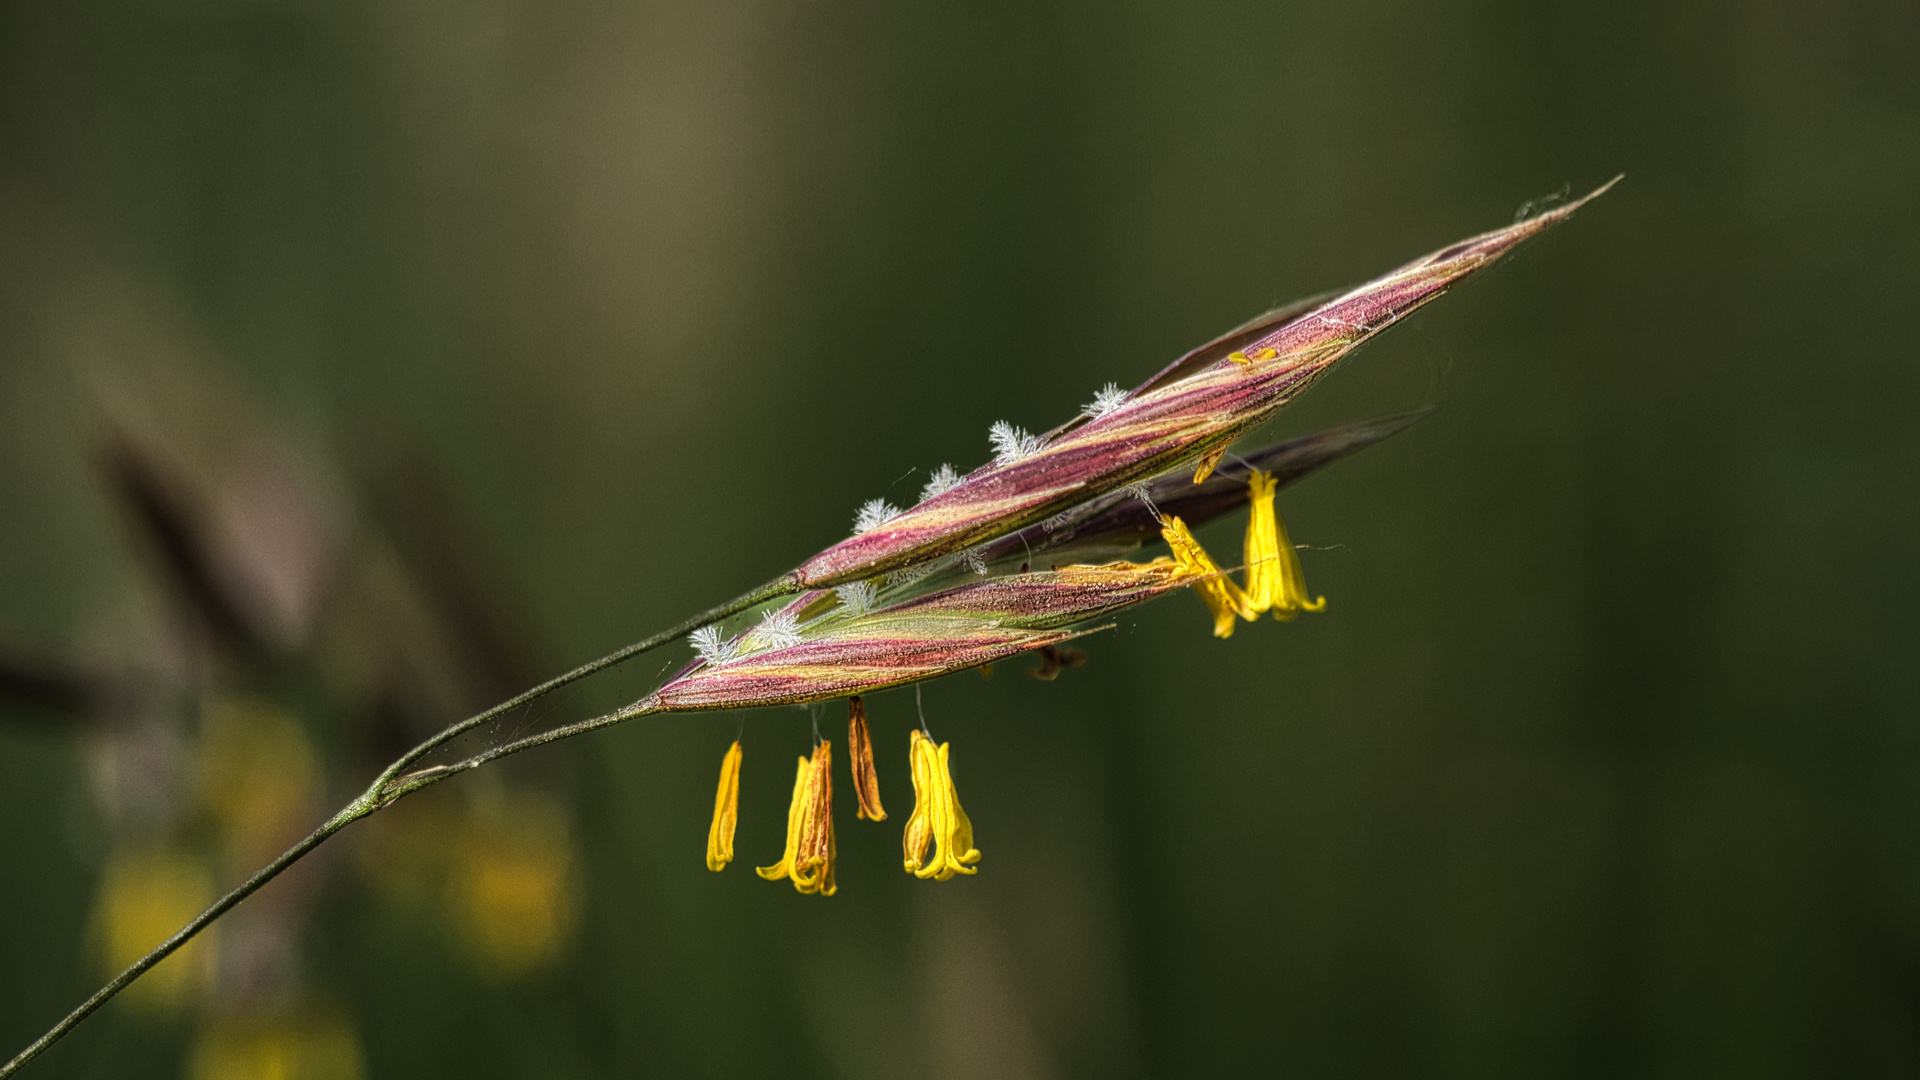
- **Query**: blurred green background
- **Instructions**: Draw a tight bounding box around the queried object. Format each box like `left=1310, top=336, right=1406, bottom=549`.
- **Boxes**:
left=2, top=0, right=1916, bottom=1076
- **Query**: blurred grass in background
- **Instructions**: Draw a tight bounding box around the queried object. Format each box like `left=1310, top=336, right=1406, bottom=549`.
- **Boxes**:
left=1, top=0, right=1916, bottom=1076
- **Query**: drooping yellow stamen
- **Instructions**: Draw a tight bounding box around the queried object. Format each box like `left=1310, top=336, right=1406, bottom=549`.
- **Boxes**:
left=902, top=736, right=933, bottom=873
left=1240, top=470, right=1282, bottom=614
left=1161, top=516, right=1252, bottom=638
left=847, top=696, right=886, bottom=822
left=756, top=741, right=836, bottom=895
left=762, top=758, right=809, bottom=880
left=1239, top=469, right=1326, bottom=621
left=1192, top=445, right=1227, bottom=483
left=705, top=740, right=743, bottom=871
left=902, top=729, right=981, bottom=881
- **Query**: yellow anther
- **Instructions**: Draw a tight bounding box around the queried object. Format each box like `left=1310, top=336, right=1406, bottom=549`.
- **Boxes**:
left=1160, top=516, right=1253, bottom=638
left=1240, top=469, right=1326, bottom=621
left=757, top=741, right=836, bottom=895
left=847, top=697, right=886, bottom=822
left=902, top=730, right=981, bottom=881
left=1192, top=445, right=1227, bottom=484
left=705, top=740, right=743, bottom=871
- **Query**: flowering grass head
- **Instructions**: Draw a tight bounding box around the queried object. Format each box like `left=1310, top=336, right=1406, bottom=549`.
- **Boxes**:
left=9, top=185, right=1616, bottom=1077
left=636, top=185, right=1618, bottom=893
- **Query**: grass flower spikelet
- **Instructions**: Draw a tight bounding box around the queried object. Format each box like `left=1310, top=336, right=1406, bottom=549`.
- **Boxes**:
left=793, top=179, right=1616, bottom=589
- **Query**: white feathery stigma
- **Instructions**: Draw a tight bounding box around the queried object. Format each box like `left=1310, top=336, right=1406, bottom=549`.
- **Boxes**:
left=988, top=421, right=1044, bottom=465
left=886, top=560, right=940, bottom=588
left=1040, top=511, right=1075, bottom=535
left=920, top=463, right=961, bottom=502
left=835, top=580, right=880, bottom=616
left=853, top=498, right=902, bottom=534
left=962, top=547, right=989, bottom=575
left=1126, top=481, right=1160, bottom=520
left=1084, top=383, right=1128, bottom=418
left=689, top=625, right=737, bottom=665
left=753, top=608, right=804, bottom=650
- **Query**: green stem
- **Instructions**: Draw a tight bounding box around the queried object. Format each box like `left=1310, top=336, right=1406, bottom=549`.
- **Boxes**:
left=0, top=576, right=796, bottom=1079
left=375, top=698, right=662, bottom=805
left=371, top=575, right=796, bottom=788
